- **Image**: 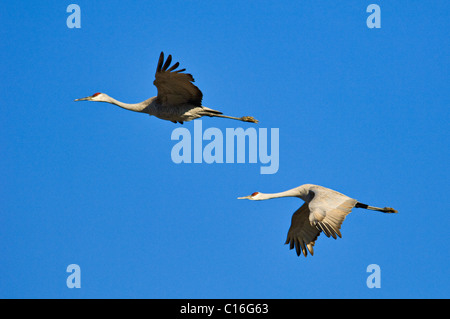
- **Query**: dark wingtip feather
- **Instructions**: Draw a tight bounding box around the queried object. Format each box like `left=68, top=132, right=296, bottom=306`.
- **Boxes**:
left=162, top=54, right=172, bottom=71
left=289, top=239, right=294, bottom=250
left=295, top=240, right=301, bottom=256
left=156, top=52, right=164, bottom=73
left=167, top=62, right=180, bottom=72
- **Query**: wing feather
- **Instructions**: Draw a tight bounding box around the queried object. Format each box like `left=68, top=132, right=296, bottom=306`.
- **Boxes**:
left=285, top=202, right=320, bottom=257
left=153, top=52, right=203, bottom=107
left=308, top=186, right=358, bottom=240
left=285, top=186, right=358, bottom=258
left=167, top=62, right=180, bottom=72
left=162, top=54, right=172, bottom=71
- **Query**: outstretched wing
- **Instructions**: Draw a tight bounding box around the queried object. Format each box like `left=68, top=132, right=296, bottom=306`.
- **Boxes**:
left=285, top=203, right=320, bottom=257
left=285, top=186, right=357, bottom=257
left=307, top=186, right=358, bottom=240
left=153, top=52, right=203, bottom=107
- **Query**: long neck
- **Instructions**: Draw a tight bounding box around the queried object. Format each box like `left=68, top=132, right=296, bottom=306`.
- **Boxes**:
left=258, top=188, right=304, bottom=200
left=257, top=185, right=311, bottom=201
left=105, top=96, right=153, bottom=113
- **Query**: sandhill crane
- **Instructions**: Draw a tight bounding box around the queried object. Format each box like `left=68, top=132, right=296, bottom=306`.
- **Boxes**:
left=74, top=52, right=258, bottom=124
left=238, top=184, right=397, bottom=257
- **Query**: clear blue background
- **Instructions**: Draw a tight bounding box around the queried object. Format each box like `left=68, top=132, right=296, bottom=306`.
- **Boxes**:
left=1, top=1, right=448, bottom=298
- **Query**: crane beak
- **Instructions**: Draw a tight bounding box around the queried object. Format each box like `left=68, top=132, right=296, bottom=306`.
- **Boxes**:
left=237, top=195, right=251, bottom=200
left=74, top=96, right=90, bottom=101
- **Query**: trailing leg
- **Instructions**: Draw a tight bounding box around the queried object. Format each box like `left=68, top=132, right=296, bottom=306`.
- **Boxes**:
left=355, top=202, right=397, bottom=213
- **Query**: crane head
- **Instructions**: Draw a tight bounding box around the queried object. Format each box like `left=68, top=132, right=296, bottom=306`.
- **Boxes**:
left=74, top=92, right=105, bottom=102
left=238, top=192, right=261, bottom=200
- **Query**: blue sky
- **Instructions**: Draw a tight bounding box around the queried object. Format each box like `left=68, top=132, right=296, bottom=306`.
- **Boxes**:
left=1, top=1, right=449, bottom=298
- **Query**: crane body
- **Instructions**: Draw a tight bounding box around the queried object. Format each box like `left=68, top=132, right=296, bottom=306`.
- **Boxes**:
left=239, top=184, right=397, bottom=257
left=75, top=52, right=258, bottom=124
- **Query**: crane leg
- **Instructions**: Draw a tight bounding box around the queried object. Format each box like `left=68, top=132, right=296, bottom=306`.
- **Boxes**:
left=355, top=202, right=397, bottom=213
left=209, top=114, right=259, bottom=123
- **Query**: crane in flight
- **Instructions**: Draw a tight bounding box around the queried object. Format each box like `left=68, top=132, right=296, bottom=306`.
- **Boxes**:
left=75, top=52, right=258, bottom=124
left=238, top=184, right=397, bottom=257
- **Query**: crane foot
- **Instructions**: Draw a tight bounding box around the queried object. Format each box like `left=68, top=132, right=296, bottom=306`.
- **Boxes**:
left=241, top=116, right=259, bottom=123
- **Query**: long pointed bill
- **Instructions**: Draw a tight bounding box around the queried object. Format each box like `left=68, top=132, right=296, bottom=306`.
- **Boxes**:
left=74, top=97, right=90, bottom=101
left=237, top=195, right=252, bottom=200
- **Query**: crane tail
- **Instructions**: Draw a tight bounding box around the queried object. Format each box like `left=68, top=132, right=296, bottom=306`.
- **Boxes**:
left=200, top=107, right=222, bottom=115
